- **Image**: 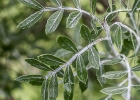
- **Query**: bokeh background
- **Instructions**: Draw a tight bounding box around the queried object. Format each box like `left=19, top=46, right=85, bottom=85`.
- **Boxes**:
left=1, top=0, right=140, bottom=100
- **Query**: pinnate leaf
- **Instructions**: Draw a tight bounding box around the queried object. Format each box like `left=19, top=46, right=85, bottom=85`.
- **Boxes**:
left=101, top=86, right=127, bottom=95
left=64, top=66, right=74, bottom=94
left=73, top=0, right=81, bottom=9
left=102, top=71, right=127, bottom=79
left=16, top=75, right=45, bottom=82
left=57, top=36, right=78, bottom=53
left=102, top=58, right=122, bottom=65
left=88, top=47, right=100, bottom=69
left=132, top=85, right=140, bottom=90
left=25, top=58, right=52, bottom=71
left=38, top=54, right=65, bottom=66
left=18, top=0, right=43, bottom=10
left=66, top=11, right=82, bottom=28
left=45, top=10, right=64, bottom=34
left=50, top=0, right=62, bottom=6
left=131, top=64, right=140, bottom=71
left=17, top=10, right=44, bottom=29
left=76, top=56, right=88, bottom=84
left=48, top=75, right=58, bottom=100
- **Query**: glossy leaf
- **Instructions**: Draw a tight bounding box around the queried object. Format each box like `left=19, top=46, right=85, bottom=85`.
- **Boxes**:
left=17, top=10, right=44, bottom=29
left=64, top=66, right=74, bottom=94
left=80, top=24, right=91, bottom=42
left=91, top=0, right=97, bottom=14
left=45, top=10, right=64, bottom=34
left=114, top=26, right=123, bottom=51
left=41, top=79, right=49, bottom=100
left=73, top=0, right=81, bottom=9
left=38, top=54, right=65, bottom=66
left=102, top=71, right=127, bottom=79
left=131, top=64, right=140, bottom=71
left=102, top=58, right=122, bottom=65
left=50, top=0, right=62, bottom=6
left=88, top=47, right=100, bottom=69
left=79, top=80, right=88, bottom=93
left=18, top=0, right=43, bottom=10
left=96, top=65, right=106, bottom=86
left=25, top=58, right=52, bottom=71
left=48, top=75, right=58, bottom=100
left=16, top=75, right=45, bottom=82
left=132, top=0, right=140, bottom=13
left=66, top=11, right=82, bottom=28
left=101, top=86, right=127, bottom=95
left=57, top=36, right=78, bottom=53
left=76, top=56, right=88, bottom=84
left=132, top=85, right=140, bottom=90
left=64, top=91, right=73, bottom=100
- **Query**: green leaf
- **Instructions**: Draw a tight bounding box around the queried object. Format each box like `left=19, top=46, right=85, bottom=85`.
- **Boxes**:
left=131, top=64, right=140, bottom=71
left=64, top=66, right=74, bottom=94
left=18, top=0, right=44, bottom=10
left=80, top=24, right=91, bottom=42
left=48, top=75, right=58, bottom=100
left=102, top=71, right=127, bottom=79
left=45, top=10, right=64, bottom=34
left=41, top=79, right=49, bottom=100
left=108, top=0, right=112, bottom=12
left=79, top=80, right=88, bottom=93
left=50, top=0, right=62, bottom=6
left=114, top=26, right=123, bottom=51
left=132, top=85, right=140, bottom=90
left=96, top=65, right=106, bottom=86
left=38, top=54, right=65, bottom=66
left=57, top=36, right=78, bottom=53
left=17, top=10, right=44, bottom=29
left=16, top=75, right=45, bottom=82
left=76, top=56, right=88, bottom=84
left=129, top=50, right=140, bottom=58
left=29, top=80, right=44, bottom=86
left=132, top=0, right=140, bottom=13
left=101, top=86, right=127, bottom=95
left=73, top=0, right=81, bottom=9
left=100, top=96, right=114, bottom=100
left=102, top=58, right=122, bottom=65
left=91, top=27, right=102, bottom=40
left=64, top=91, right=73, bottom=100
left=91, top=0, right=97, bottom=14
left=51, top=66, right=64, bottom=78
left=107, top=4, right=116, bottom=12
left=88, top=47, right=100, bottom=69
left=90, top=18, right=97, bottom=32
left=66, top=11, right=82, bottom=28
left=25, top=58, right=52, bottom=71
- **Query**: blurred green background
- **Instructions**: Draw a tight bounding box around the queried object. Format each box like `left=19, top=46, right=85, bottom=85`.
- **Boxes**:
left=1, top=0, right=140, bottom=100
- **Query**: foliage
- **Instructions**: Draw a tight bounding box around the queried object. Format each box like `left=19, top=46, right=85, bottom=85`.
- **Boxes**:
left=14, top=0, right=140, bottom=100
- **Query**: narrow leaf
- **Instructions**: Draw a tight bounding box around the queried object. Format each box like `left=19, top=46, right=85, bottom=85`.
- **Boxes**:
left=64, top=66, right=74, bottom=94
left=64, top=91, right=73, bottom=100
left=18, top=0, right=44, bottom=10
left=73, top=0, right=81, bottom=9
left=102, top=58, right=122, bottom=65
left=79, top=80, right=88, bottom=93
left=131, top=64, right=140, bottom=71
left=51, top=66, right=64, bottom=78
left=38, top=54, right=65, bottom=66
left=108, top=0, right=112, bottom=12
left=25, top=58, right=52, bottom=71
left=101, top=86, right=127, bottom=95
left=88, top=47, right=100, bottom=69
left=129, top=50, right=140, bottom=58
left=17, top=10, right=44, bottom=29
left=132, top=85, right=140, bottom=90
left=91, top=0, right=97, bottom=14
left=91, top=27, right=102, bottom=40
left=45, top=10, right=64, bottom=34
left=80, top=24, right=91, bottom=42
left=48, top=75, right=58, bottom=100
left=76, top=56, right=88, bottom=84
left=96, top=65, right=106, bottom=86
left=50, top=0, right=62, bottom=6
left=41, top=79, right=49, bottom=100
left=102, top=71, right=127, bottom=79
left=66, top=11, right=82, bottom=28
left=16, top=75, right=45, bottom=82
left=57, top=36, right=78, bottom=53
left=132, top=0, right=140, bottom=13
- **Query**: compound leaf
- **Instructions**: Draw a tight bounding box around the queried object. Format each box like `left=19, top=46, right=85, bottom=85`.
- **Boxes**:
left=73, top=0, right=81, bottom=9
left=41, top=79, right=49, bottom=100
left=91, top=0, right=97, bottom=14
left=50, top=0, right=62, bottom=6
left=132, top=85, right=140, bottom=90
left=131, top=64, right=140, bottom=71
left=102, top=58, right=122, bottom=65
